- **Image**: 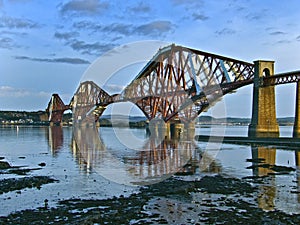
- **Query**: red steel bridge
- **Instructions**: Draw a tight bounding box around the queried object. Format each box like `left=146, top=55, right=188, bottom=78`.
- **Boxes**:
left=46, top=44, right=300, bottom=137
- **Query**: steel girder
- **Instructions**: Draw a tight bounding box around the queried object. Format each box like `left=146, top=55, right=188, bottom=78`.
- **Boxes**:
left=262, top=70, right=300, bottom=87
left=120, top=44, right=255, bottom=122
left=47, top=45, right=300, bottom=124
left=46, top=94, right=70, bottom=123
left=72, top=81, right=113, bottom=123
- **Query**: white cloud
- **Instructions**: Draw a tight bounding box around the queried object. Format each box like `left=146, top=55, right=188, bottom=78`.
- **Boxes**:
left=0, top=15, right=39, bottom=29
left=0, top=86, right=52, bottom=98
left=60, top=0, right=109, bottom=16
left=103, top=84, right=125, bottom=93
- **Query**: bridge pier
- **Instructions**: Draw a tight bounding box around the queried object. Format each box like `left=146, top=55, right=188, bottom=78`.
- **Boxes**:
left=46, top=94, right=69, bottom=126
left=170, top=121, right=195, bottom=139
left=95, top=121, right=100, bottom=127
left=147, top=120, right=195, bottom=140
left=50, top=121, right=62, bottom=126
left=170, top=122, right=184, bottom=139
left=148, top=119, right=170, bottom=139
left=293, top=82, right=300, bottom=138
left=184, top=122, right=195, bottom=140
left=248, top=60, right=279, bottom=138
left=49, top=111, right=64, bottom=126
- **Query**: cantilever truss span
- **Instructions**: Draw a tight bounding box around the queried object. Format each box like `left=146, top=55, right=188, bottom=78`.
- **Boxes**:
left=46, top=94, right=70, bottom=124
left=50, top=45, right=300, bottom=124
left=119, top=44, right=255, bottom=122
left=70, top=45, right=256, bottom=123
left=72, top=81, right=114, bottom=123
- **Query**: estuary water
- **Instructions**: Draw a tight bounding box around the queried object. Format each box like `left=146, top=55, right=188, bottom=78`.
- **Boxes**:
left=0, top=125, right=299, bottom=218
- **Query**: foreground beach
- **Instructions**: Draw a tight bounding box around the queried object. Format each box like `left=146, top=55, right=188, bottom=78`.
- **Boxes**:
left=0, top=158, right=299, bottom=224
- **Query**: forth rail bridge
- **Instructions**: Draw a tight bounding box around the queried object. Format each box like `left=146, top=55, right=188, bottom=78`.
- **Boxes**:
left=45, top=44, right=300, bottom=140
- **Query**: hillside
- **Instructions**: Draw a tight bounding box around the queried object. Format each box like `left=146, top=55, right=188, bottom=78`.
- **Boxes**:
left=0, top=110, right=295, bottom=126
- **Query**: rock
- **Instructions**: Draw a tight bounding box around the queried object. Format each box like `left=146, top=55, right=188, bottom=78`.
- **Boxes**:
left=38, top=162, right=46, bottom=167
left=0, top=161, right=11, bottom=169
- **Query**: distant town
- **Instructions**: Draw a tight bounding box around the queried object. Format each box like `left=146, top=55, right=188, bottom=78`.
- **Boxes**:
left=0, top=110, right=295, bottom=127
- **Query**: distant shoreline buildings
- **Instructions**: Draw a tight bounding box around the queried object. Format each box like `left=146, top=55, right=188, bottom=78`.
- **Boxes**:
left=0, top=110, right=294, bottom=126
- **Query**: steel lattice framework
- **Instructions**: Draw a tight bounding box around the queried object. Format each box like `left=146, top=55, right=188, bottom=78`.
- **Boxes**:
left=262, top=70, right=300, bottom=87
left=51, top=44, right=300, bottom=124
left=46, top=94, right=70, bottom=124
left=119, top=44, right=255, bottom=122
left=72, top=81, right=113, bottom=123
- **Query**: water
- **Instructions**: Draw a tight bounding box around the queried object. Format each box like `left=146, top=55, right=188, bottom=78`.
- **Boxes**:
left=0, top=125, right=299, bottom=217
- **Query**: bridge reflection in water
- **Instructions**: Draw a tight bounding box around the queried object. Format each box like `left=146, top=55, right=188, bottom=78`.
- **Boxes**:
left=46, top=126, right=299, bottom=211
left=69, top=126, right=221, bottom=186
left=46, top=126, right=64, bottom=155
left=250, top=146, right=300, bottom=212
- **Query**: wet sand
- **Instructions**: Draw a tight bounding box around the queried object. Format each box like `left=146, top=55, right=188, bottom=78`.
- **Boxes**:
left=0, top=159, right=299, bottom=224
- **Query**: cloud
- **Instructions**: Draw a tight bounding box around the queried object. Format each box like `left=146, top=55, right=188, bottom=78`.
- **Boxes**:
left=297, top=35, right=300, bottom=41
left=7, top=0, right=32, bottom=3
left=171, top=0, right=204, bottom=12
left=15, top=55, right=90, bottom=64
left=54, top=31, right=79, bottom=40
left=269, top=31, right=286, bottom=35
left=0, top=85, right=57, bottom=99
left=101, top=23, right=132, bottom=36
left=0, top=36, right=23, bottom=49
left=135, top=20, right=173, bottom=36
left=0, top=86, right=31, bottom=97
left=73, top=20, right=132, bottom=35
left=171, top=0, right=202, bottom=6
left=0, top=16, right=39, bottom=29
left=0, top=37, right=14, bottom=49
left=110, top=36, right=122, bottom=42
left=245, top=14, right=262, bottom=21
left=192, top=13, right=209, bottom=21
left=245, top=9, right=268, bottom=21
left=128, top=2, right=151, bottom=13
left=72, top=20, right=174, bottom=37
left=275, top=40, right=291, bottom=44
left=60, top=0, right=109, bottom=16
left=103, top=84, right=125, bottom=93
left=0, top=30, right=28, bottom=36
left=0, top=86, right=72, bottom=110
left=215, top=28, right=236, bottom=36
left=69, top=39, right=116, bottom=55
left=73, top=20, right=101, bottom=30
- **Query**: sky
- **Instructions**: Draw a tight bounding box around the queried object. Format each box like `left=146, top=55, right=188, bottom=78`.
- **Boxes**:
left=0, top=0, right=300, bottom=118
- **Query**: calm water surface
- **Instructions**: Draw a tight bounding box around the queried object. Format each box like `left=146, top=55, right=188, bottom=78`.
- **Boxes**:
left=0, top=125, right=299, bottom=216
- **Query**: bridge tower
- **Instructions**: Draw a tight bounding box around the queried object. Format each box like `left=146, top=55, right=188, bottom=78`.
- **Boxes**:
left=46, top=94, right=69, bottom=126
left=293, top=82, right=300, bottom=138
left=248, top=60, right=279, bottom=138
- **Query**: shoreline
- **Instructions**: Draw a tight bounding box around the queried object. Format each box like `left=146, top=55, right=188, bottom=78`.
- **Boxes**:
left=0, top=155, right=299, bottom=224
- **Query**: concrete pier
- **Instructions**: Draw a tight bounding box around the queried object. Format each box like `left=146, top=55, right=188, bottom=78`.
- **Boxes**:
left=293, top=82, right=300, bottom=138
left=248, top=60, right=279, bottom=138
left=184, top=122, right=195, bottom=140
left=296, top=150, right=300, bottom=167
left=148, top=119, right=170, bottom=139
left=170, top=122, right=184, bottom=139
left=147, top=120, right=195, bottom=140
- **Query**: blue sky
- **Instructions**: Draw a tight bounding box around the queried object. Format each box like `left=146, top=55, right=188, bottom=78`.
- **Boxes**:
left=0, top=0, right=300, bottom=118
